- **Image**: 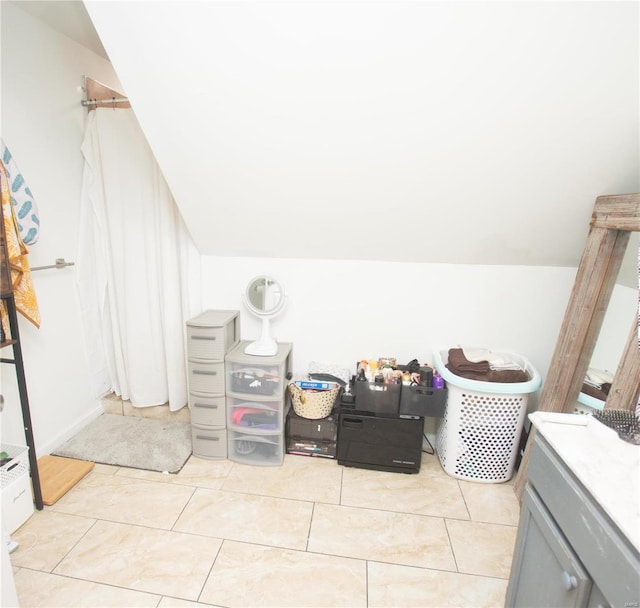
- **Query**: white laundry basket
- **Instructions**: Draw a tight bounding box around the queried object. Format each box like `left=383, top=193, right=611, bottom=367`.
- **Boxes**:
left=573, top=391, right=605, bottom=415
left=434, top=349, right=541, bottom=483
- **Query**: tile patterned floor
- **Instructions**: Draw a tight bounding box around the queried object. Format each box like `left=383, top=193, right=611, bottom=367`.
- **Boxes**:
left=9, top=452, right=520, bottom=607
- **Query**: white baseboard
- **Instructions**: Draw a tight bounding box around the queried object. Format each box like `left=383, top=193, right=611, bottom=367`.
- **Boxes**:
left=38, top=404, right=104, bottom=456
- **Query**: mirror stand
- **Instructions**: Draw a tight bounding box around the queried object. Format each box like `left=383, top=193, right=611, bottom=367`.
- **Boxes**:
left=245, top=316, right=278, bottom=356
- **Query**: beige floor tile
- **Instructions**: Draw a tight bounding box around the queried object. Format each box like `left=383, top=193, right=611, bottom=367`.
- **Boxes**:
left=446, top=518, right=518, bottom=578
left=101, top=392, right=124, bottom=415
left=52, top=471, right=195, bottom=529
left=172, top=455, right=233, bottom=489
left=341, top=459, right=470, bottom=519
left=11, top=448, right=525, bottom=608
left=200, top=540, right=367, bottom=607
left=14, top=568, right=161, bottom=607
left=92, top=463, right=120, bottom=475
left=115, top=466, right=180, bottom=482
left=221, top=454, right=342, bottom=503
left=308, top=503, right=456, bottom=571
left=10, top=510, right=95, bottom=571
left=367, top=561, right=508, bottom=608
left=114, top=455, right=232, bottom=488
left=54, top=520, right=221, bottom=600
left=158, top=598, right=223, bottom=607
left=174, top=488, right=313, bottom=550
left=459, top=479, right=522, bottom=525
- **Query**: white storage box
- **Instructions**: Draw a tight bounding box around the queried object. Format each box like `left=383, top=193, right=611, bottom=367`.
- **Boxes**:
left=1, top=444, right=34, bottom=533
left=434, top=349, right=541, bottom=483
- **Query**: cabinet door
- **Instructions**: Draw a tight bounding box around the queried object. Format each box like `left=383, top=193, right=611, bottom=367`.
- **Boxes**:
left=506, top=484, right=591, bottom=608
left=586, top=583, right=610, bottom=608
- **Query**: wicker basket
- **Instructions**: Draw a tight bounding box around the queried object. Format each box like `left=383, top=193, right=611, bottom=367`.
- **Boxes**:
left=288, top=383, right=340, bottom=419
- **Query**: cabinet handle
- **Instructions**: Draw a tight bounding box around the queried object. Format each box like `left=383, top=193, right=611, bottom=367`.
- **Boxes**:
left=561, top=571, right=577, bottom=591
left=196, top=435, right=220, bottom=441
left=191, top=335, right=217, bottom=340
left=193, top=370, right=217, bottom=375
left=342, top=417, right=363, bottom=428
left=194, top=403, right=218, bottom=409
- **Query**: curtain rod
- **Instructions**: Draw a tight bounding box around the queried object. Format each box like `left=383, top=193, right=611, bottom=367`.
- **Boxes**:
left=81, top=97, right=129, bottom=107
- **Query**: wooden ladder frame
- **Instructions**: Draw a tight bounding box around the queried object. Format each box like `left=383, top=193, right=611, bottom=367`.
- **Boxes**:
left=514, top=193, right=640, bottom=499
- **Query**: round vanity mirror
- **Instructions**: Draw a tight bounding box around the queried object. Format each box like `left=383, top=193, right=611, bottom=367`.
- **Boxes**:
left=243, top=276, right=287, bottom=356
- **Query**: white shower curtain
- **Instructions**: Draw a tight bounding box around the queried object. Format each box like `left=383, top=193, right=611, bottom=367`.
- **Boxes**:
left=76, top=108, right=200, bottom=411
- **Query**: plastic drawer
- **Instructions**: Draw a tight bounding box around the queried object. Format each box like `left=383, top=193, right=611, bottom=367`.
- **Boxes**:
left=186, top=310, right=239, bottom=361
left=188, top=360, right=225, bottom=395
left=186, top=324, right=237, bottom=361
left=226, top=361, right=286, bottom=398
left=191, top=425, right=227, bottom=460
left=228, top=430, right=283, bottom=466
left=189, top=394, right=226, bottom=427
left=227, top=396, right=281, bottom=432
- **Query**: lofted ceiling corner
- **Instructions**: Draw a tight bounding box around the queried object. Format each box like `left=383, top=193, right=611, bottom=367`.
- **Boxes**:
left=8, top=0, right=108, bottom=59
left=18, top=1, right=640, bottom=269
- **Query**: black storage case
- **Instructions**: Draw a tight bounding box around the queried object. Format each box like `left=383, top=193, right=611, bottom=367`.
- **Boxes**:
left=286, top=408, right=337, bottom=458
left=337, top=410, right=424, bottom=474
left=353, top=381, right=401, bottom=415
left=399, top=385, right=447, bottom=418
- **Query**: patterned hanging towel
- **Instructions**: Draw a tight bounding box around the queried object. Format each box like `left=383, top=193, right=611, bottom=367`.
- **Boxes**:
left=1, top=138, right=40, bottom=245
left=0, top=163, right=40, bottom=333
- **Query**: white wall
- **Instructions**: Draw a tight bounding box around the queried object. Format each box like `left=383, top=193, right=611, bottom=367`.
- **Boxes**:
left=201, top=257, right=578, bottom=393
left=0, top=3, right=124, bottom=452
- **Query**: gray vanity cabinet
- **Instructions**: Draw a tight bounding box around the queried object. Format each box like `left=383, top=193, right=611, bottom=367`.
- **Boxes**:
left=506, top=433, right=640, bottom=608
left=507, top=484, right=591, bottom=607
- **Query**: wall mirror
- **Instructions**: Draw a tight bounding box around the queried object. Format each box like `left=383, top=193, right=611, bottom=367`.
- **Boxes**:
left=514, top=194, right=640, bottom=499
left=243, top=276, right=287, bottom=356
left=579, top=233, right=638, bottom=413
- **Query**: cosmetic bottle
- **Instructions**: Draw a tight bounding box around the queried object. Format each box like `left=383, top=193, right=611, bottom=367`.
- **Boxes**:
left=432, top=372, right=445, bottom=389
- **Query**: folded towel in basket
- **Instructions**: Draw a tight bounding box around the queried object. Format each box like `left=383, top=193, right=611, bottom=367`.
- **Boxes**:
left=447, top=348, right=491, bottom=374
left=461, top=347, right=523, bottom=371
left=447, top=348, right=529, bottom=383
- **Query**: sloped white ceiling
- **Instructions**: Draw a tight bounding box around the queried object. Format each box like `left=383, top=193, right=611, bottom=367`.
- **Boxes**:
left=9, top=0, right=108, bottom=58
left=83, top=0, right=638, bottom=266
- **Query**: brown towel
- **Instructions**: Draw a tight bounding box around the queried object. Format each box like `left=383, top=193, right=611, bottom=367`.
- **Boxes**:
left=447, top=348, right=490, bottom=374
left=447, top=348, right=530, bottom=383
left=446, top=366, right=530, bottom=384
left=581, top=382, right=610, bottom=402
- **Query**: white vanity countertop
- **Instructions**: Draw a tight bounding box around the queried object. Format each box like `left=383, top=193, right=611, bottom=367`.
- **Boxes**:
left=529, top=411, right=640, bottom=552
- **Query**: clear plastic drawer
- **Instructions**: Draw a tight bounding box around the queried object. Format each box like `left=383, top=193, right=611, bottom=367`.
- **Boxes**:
left=228, top=430, right=283, bottom=466
left=227, top=397, right=282, bottom=432
left=226, top=361, right=286, bottom=398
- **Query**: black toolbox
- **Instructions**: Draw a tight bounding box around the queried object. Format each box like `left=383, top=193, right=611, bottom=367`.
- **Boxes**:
left=336, top=409, right=424, bottom=473
left=285, top=408, right=338, bottom=458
